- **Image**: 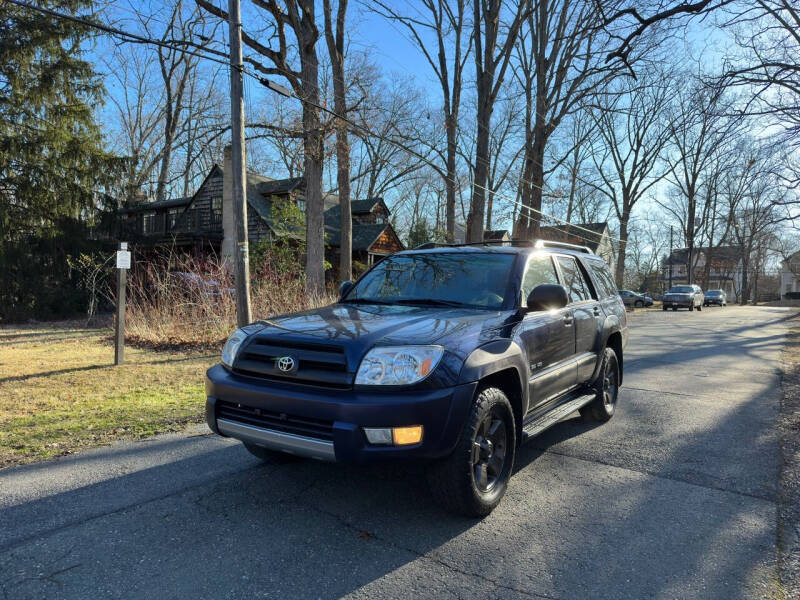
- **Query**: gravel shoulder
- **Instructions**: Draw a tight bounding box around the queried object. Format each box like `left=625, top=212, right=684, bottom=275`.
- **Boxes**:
left=778, top=315, right=800, bottom=598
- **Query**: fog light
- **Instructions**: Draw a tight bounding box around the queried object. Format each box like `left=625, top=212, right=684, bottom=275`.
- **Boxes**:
left=363, top=427, right=393, bottom=445
left=392, top=426, right=423, bottom=446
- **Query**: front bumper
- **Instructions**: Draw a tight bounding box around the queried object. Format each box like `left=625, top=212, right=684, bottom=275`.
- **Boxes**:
left=205, top=364, right=476, bottom=463
left=664, top=297, right=693, bottom=307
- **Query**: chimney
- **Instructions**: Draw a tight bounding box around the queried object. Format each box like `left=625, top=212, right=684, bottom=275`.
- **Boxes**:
left=221, top=145, right=234, bottom=267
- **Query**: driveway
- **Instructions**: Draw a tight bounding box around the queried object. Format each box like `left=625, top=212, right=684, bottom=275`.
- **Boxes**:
left=0, top=306, right=791, bottom=599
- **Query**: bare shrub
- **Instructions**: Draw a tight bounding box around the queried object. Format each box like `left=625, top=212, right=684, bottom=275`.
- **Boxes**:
left=125, top=248, right=334, bottom=350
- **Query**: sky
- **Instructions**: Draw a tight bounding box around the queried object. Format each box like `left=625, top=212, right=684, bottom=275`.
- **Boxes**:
left=92, top=0, right=750, bottom=239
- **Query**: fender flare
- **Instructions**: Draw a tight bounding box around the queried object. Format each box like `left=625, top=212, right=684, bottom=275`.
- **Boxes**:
left=458, top=339, right=529, bottom=412
left=591, top=314, right=623, bottom=383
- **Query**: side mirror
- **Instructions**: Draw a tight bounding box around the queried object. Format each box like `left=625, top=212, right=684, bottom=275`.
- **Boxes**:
left=526, top=284, right=568, bottom=312
left=339, top=280, right=355, bottom=301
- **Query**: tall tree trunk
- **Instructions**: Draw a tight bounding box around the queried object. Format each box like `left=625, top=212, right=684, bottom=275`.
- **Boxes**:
left=445, top=114, right=457, bottom=241
left=324, top=0, right=351, bottom=282
left=299, top=15, right=324, bottom=296
left=467, top=93, right=491, bottom=242
left=615, top=208, right=630, bottom=287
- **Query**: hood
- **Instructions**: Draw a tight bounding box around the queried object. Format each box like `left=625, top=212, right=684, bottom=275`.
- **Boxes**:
left=249, top=303, right=518, bottom=368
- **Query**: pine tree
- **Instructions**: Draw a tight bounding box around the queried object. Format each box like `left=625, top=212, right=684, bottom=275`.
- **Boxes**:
left=0, top=1, right=119, bottom=319
left=0, top=0, right=114, bottom=239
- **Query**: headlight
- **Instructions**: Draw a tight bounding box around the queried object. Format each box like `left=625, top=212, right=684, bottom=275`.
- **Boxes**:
left=355, top=346, right=444, bottom=386
left=221, top=323, right=266, bottom=368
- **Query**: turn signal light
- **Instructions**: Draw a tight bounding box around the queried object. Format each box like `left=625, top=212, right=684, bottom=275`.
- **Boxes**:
left=392, top=426, right=423, bottom=446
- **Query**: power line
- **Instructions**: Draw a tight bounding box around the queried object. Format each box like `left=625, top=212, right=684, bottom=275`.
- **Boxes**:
left=4, top=0, right=626, bottom=247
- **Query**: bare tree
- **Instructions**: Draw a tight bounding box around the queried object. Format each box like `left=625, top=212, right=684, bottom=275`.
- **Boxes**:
left=370, top=0, right=471, bottom=242
left=512, top=0, right=624, bottom=241
left=660, top=79, right=743, bottom=283
left=198, top=0, right=326, bottom=296
left=323, top=0, right=352, bottom=282
left=466, top=0, right=529, bottom=242
left=587, top=70, right=672, bottom=285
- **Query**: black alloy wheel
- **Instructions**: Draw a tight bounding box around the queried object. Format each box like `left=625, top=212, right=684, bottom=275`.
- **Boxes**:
left=471, top=408, right=508, bottom=493
left=581, top=347, right=620, bottom=423
left=427, top=387, right=516, bottom=517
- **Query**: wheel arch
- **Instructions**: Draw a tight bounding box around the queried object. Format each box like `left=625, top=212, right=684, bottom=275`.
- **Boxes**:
left=459, top=340, right=528, bottom=443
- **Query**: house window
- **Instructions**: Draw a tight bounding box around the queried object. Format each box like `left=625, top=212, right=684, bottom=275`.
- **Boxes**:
left=297, top=199, right=306, bottom=212
left=168, top=208, right=181, bottom=230
left=142, top=212, right=157, bottom=235
left=210, top=196, right=222, bottom=226
left=374, top=215, right=385, bottom=224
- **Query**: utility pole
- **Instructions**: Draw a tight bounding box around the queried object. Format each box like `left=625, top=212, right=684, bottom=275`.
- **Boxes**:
left=228, top=0, right=252, bottom=326
left=668, top=225, right=673, bottom=290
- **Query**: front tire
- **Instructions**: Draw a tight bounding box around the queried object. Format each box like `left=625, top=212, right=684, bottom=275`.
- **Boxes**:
left=697, top=303, right=702, bottom=311
left=672, top=306, right=678, bottom=311
left=580, top=347, right=620, bottom=423
left=634, top=300, right=643, bottom=308
left=427, top=387, right=516, bottom=517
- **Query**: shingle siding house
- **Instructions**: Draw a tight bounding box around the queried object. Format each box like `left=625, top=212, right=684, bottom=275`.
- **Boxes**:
left=119, top=154, right=404, bottom=266
left=661, top=247, right=743, bottom=298
left=538, top=222, right=616, bottom=272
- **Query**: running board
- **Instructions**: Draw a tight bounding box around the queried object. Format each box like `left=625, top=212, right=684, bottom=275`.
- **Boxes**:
left=521, top=393, right=595, bottom=441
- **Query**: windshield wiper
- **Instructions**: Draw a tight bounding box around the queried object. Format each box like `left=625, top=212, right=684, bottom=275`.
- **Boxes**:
left=341, top=297, right=396, bottom=305
left=394, top=298, right=472, bottom=308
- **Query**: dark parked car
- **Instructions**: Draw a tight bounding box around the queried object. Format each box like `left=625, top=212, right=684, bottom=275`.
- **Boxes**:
left=206, top=241, right=628, bottom=516
left=618, top=290, right=653, bottom=308
left=704, top=289, right=727, bottom=306
left=663, top=285, right=704, bottom=311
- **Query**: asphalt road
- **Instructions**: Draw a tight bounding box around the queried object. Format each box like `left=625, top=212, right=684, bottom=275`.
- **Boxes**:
left=0, top=306, right=791, bottom=599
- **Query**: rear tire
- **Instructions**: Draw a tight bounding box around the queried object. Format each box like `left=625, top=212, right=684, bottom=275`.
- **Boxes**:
left=689, top=304, right=694, bottom=311
left=634, top=300, right=643, bottom=308
left=697, top=303, right=702, bottom=311
left=243, top=442, right=304, bottom=463
left=580, top=347, right=620, bottom=424
left=672, top=306, right=678, bottom=311
left=427, top=386, right=516, bottom=517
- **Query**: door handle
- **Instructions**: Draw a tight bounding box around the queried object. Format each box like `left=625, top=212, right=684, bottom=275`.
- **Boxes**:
left=593, top=306, right=600, bottom=316
left=563, top=315, right=574, bottom=326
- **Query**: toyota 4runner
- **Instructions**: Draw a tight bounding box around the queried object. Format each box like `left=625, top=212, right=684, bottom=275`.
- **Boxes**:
left=206, top=240, right=628, bottom=516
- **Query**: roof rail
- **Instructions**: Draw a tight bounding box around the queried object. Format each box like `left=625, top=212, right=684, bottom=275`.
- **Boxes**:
left=532, top=239, right=594, bottom=254
left=413, top=239, right=535, bottom=250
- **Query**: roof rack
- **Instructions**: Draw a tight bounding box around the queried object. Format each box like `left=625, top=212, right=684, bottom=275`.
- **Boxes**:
left=413, top=239, right=534, bottom=250
left=413, top=238, right=593, bottom=254
left=532, top=239, right=594, bottom=254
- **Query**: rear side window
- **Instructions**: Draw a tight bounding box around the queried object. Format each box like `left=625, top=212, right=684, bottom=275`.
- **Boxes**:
left=587, top=261, right=617, bottom=299
left=522, top=255, right=560, bottom=302
left=556, top=256, right=591, bottom=303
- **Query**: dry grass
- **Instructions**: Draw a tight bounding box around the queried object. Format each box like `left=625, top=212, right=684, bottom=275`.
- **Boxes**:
left=125, top=252, right=335, bottom=349
left=0, top=321, right=215, bottom=468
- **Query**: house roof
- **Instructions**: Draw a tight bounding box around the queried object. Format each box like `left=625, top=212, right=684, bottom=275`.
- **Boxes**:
left=256, top=177, right=304, bottom=196
left=325, top=223, right=393, bottom=251
left=538, top=222, right=609, bottom=252
left=323, top=198, right=387, bottom=221
left=120, top=196, right=192, bottom=214
left=665, top=247, right=741, bottom=266
left=484, top=229, right=509, bottom=241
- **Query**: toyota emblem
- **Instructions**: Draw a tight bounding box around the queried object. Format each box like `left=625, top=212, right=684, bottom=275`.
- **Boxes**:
left=276, top=356, right=296, bottom=373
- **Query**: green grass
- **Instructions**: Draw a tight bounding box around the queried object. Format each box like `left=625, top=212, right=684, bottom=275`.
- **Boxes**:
left=0, top=321, right=216, bottom=468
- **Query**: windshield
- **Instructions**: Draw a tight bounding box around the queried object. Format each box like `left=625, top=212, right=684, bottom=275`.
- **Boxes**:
left=706, top=290, right=723, bottom=296
left=668, top=286, right=694, bottom=294
left=344, top=252, right=515, bottom=309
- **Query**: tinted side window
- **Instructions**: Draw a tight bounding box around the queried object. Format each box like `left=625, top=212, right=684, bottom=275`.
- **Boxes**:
left=522, top=255, right=560, bottom=302
left=556, top=256, right=591, bottom=303
left=587, top=261, right=617, bottom=298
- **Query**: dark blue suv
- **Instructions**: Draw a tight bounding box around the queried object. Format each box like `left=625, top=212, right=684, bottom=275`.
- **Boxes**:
left=205, top=240, right=628, bottom=516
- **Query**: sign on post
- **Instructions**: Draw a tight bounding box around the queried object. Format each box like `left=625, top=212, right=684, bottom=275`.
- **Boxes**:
left=114, top=242, right=130, bottom=365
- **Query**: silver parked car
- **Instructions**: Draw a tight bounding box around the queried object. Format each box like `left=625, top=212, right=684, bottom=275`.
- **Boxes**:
left=662, top=285, right=704, bottom=311
left=704, top=289, right=727, bottom=306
